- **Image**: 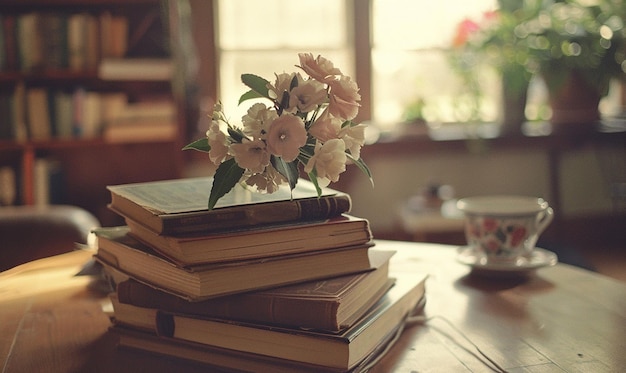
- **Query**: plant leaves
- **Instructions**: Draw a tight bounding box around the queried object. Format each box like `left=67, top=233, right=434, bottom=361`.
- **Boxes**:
left=347, top=153, right=374, bottom=188
left=241, top=74, right=271, bottom=100
left=182, top=138, right=210, bottom=152
left=271, top=156, right=299, bottom=191
left=238, top=89, right=264, bottom=105
left=208, top=158, right=245, bottom=210
left=306, top=169, right=323, bottom=197
left=227, top=125, right=245, bottom=143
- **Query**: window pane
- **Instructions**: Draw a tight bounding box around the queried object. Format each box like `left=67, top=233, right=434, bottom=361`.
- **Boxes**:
left=219, top=0, right=347, bottom=50
left=373, top=0, right=497, bottom=50
left=216, top=0, right=351, bottom=123
left=372, top=0, right=498, bottom=130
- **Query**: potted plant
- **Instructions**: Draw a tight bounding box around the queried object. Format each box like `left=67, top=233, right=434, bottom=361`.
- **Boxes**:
left=517, top=0, right=625, bottom=128
left=451, top=3, right=534, bottom=135
left=452, top=0, right=626, bottom=132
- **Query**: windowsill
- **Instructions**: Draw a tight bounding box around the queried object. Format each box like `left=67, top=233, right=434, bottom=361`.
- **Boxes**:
left=361, top=117, right=626, bottom=157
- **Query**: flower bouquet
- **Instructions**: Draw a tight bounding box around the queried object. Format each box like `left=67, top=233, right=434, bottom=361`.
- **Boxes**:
left=184, top=53, right=373, bottom=209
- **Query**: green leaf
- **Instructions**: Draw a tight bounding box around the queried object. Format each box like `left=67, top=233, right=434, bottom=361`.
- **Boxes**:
left=271, top=156, right=299, bottom=191
left=241, top=74, right=271, bottom=100
left=208, top=158, right=245, bottom=210
left=306, top=169, right=323, bottom=197
left=347, top=153, right=374, bottom=188
left=289, top=74, right=299, bottom=90
left=182, top=138, right=210, bottom=152
left=227, top=125, right=245, bottom=143
left=238, top=89, right=264, bottom=105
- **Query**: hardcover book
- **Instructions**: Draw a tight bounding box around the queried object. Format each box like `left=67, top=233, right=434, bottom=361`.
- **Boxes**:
left=110, top=272, right=427, bottom=371
left=124, top=214, right=372, bottom=266
left=106, top=177, right=352, bottom=235
left=94, top=227, right=388, bottom=301
left=113, top=326, right=350, bottom=373
left=114, top=257, right=393, bottom=332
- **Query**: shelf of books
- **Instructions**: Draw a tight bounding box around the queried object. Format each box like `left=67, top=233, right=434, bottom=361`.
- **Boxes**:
left=96, top=177, right=428, bottom=372
left=0, top=0, right=185, bottom=223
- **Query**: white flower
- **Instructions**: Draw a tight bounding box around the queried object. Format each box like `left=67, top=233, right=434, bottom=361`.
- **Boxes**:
left=338, top=123, right=367, bottom=160
left=308, top=109, right=342, bottom=142
left=242, top=103, right=277, bottom=139
left=245, top=166, right=287, bottom=193
left=266, top=114, right=308, bottom=162
left=206, top=121, right=229, bottom=165
left=185, top=53, right=371, bottom=208
left=328, top=76, right=361, bottom=120
left=268, top=72, right=297, bottom=104
left=304, top=139, right=347, bottom=186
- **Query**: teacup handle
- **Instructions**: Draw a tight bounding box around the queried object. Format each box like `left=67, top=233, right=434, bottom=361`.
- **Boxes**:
left=536, top=207, right=554, bottom=234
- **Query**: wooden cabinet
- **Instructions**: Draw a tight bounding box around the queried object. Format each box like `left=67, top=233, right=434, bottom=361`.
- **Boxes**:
left=0, top=0, right=188, bottom=226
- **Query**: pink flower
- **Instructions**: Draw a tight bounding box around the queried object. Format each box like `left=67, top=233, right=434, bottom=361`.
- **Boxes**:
left=453, top=18, right=480, bottom=47
left=297, top=53, right=342, bottom=83
left=304, top=139, right=347, bottom=186
left=266, top=114, right=308, bottom=162
left=289, top=78, right=327, bottom=113
left=229, top=139, right=270, bottom=174
left=308, top=110, right=341, bottom=142
left=328, top=76, right=361, bottom=120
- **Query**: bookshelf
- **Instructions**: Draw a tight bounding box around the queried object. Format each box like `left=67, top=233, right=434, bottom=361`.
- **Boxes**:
left=0, top=0, right=189, bottom=226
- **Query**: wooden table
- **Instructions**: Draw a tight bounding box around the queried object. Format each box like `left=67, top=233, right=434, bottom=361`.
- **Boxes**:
left=1, top=240, right=625, bottom=372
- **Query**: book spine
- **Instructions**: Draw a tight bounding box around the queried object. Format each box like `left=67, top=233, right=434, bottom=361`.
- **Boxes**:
left=160, top=194, right=352, bottom=235
left=117, top=281, right=337, bottom=331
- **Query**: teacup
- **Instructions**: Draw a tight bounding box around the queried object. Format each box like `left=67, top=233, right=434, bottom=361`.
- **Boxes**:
left=456, top=195, right=554, bottom=264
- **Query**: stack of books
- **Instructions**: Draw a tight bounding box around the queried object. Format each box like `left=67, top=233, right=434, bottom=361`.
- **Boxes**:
left=95, top=177, right=427, bottom=372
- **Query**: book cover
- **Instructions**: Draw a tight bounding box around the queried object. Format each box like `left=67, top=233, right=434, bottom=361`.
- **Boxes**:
left=25, top=88, right=51, bottom=140
left=94, top=227, right=388, bottom=301
left=111, top=272, right=427, bottom=370
left=98, top=58, right=173, bottom=81
left=2, top=14, right=20, bottom=71
left=114, top=257, right=393, bottom=332
left=124, top=214, right=372, bottom=265
left=107, top=177, right=352, bottom=235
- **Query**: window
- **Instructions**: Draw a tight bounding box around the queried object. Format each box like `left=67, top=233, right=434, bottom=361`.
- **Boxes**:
left=213, top=0, right=621, bottom=134
left=371, top=0, right=498, bottom=130
left=215, top=0, right=352, bottom=123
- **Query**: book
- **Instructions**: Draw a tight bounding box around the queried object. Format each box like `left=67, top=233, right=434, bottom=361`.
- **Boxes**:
left=124, top=214, right=372, bottom=265
left=111, top=272, right=427, bottom=371
left=26, top=88, right=51, bottom=140
left=98, top=58, right=173, bottom=81
left=107, top=177, right=352, bottom=235
left=113, top=326, right=350, bottom=373
left=114, top=258, right=393, bottom=332
left=94, top=227, right=388, bottom=301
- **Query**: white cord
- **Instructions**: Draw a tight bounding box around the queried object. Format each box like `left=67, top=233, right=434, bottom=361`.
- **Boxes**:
left=357, top=312, right=509, bottom=373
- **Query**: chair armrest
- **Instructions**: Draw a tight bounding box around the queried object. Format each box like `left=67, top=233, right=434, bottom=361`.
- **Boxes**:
left=0, top=205, right=100, bottom=272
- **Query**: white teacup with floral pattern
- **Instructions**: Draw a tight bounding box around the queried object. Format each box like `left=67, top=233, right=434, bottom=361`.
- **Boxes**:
left=457, top=196, right=554, bottom=264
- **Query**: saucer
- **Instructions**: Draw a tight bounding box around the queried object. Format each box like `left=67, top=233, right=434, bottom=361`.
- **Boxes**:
left=456, top=246, right=558, bottom=276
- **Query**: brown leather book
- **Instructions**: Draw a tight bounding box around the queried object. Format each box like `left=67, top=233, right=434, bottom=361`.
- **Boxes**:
left=110, top=272, right=427, bottom=371
left=124, top=214, right=372, bottom=266
left=107, top=177, right=352, bottom=235
left=115, top=258, right=393, bottom=332
left=95, top=227, right=387, bottom=301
